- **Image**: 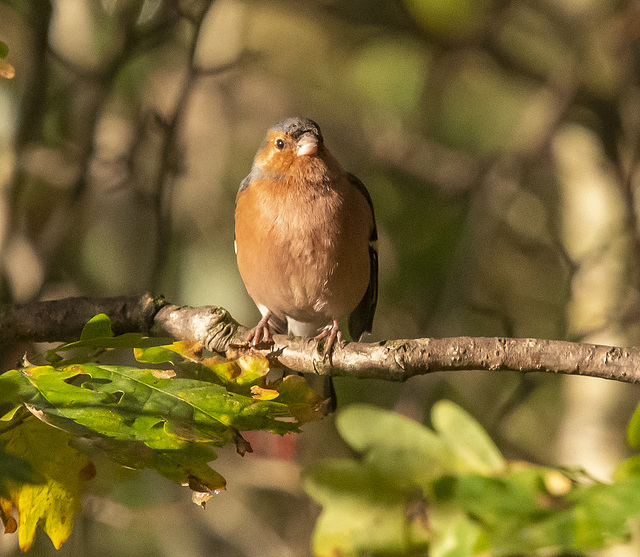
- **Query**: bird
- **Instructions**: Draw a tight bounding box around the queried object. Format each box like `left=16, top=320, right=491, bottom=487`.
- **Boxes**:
left=234, top=117, right=378, bottom=376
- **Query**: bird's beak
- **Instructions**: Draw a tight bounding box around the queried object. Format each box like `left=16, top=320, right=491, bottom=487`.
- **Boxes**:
left=296, top=133, right=318, bottom=157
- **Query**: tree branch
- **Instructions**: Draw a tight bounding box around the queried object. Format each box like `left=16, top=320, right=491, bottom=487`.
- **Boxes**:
left=0, top=293, right=166, bottom=342
left=275, top=336, right=640, bottom=384
left=2, top=293, right=640, bottom=385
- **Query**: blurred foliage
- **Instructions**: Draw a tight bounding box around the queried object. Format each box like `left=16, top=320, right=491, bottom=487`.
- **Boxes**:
left=2, top=0, right=640, bottom=555
left=305, top=403, right=640, bottom=556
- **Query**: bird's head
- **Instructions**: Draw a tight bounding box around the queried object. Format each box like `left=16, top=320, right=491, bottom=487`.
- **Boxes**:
left=253, top=117, right=326, bottom=175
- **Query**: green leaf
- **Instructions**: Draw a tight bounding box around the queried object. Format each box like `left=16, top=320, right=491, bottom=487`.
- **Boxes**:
left=53, top=333, right=168, bottom=353
left=152, top=444, right=226, bottom=494
left=7, top=361, right=301, bottom=497
left=80, top=313, right=114, bottom=340
left=0, top=373, right=19, bottom=403
left=45, top=335, right=171, bottom=366
left=455, top=467, right=550, bottom=522
left=615, top=454, right=640, bottom=479
left=7, top=356, right=322, bottom=495
left=134, top=340, right=202, bottom=364
left=570, top=477, right=640, bottom=551
left=445, top=467, right=572, bottom=555
left=43, top=314, right=170, bottom=365
left=19, top=364, right=300, bottom=445
left=0, top=405, right=23, bottom=422
left=0, top=369, right=38, bottom=403
left=429, top=508, right=480, bottom=557
left=0, top=41, right=7, bottom=58
left=627, top=401, right=640, bottom=447
left=304, top=458, right=429, bottom=557
left=431, top=400, right=506, bottom=475
left=336, top=404, right=457, bottom=489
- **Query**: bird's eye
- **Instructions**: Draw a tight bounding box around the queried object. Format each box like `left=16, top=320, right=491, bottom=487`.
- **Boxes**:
left=275, top=139, right=285, bottom=151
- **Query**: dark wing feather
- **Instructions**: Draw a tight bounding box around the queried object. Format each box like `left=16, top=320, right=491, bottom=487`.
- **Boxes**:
left=347, top=173, right=378, bottom=340
left=348, top=245, right=378, bottom=339
left=237, top=172, right=252, bottom=198
left=346, top=173, right=376, bottom=234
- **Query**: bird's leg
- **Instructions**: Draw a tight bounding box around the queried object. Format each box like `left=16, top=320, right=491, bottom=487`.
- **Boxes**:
left=314, top=319, right=342, bottom=365
left=246, top=311, right=273, bottom=346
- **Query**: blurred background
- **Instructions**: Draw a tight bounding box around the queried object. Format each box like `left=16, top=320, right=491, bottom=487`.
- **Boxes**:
left=2, top=0, right=640, bottom=555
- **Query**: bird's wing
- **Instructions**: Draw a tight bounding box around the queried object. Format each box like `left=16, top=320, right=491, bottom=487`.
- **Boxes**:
left=346, top=172, right=378, bottom=339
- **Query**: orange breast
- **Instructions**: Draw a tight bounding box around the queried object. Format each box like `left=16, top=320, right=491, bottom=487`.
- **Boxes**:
left=235, top=175, right=372, bottom=327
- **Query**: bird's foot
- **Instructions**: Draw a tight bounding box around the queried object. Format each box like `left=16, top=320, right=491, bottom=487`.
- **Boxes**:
left=246, top=312, right=274, bottom=347
left=314, top=319, right=342, bottom=366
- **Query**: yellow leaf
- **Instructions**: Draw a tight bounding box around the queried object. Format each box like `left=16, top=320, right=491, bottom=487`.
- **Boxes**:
left=250, top=385, right=280, bottom=400
left=167, top=340, right=203, bottom=361
left=151, top=369, right=176, bottom=379
left=0, top=58, right=14, bottom=79
left=203, top=352, right=271, bottom=386
left=0, top=497, right=16, bottom=533
left=0, top=418, right=90, bottom=550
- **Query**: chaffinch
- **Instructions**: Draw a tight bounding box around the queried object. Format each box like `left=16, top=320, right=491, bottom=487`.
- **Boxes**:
left=234, top=117, right=378, bottom=366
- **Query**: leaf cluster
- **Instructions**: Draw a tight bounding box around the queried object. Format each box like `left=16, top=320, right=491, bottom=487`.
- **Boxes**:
left=0, top=314, right=325, bottom=550
left=305, top=401, right=640, bottom=556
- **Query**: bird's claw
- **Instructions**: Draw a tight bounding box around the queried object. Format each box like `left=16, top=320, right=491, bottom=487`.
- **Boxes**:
left=246, top=313, right=274, bottom=348
left=315, top=320, right=342, bottom=366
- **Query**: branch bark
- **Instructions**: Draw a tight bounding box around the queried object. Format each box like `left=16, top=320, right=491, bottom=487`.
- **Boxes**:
left=2, top=292, right=640, bottom=385
left=0, top=293, right=166, bottom=342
